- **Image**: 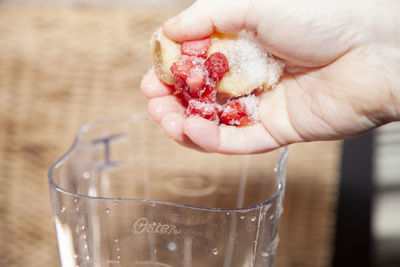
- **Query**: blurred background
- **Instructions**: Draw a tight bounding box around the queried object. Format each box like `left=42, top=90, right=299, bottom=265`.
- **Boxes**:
left=0, top=0, right=398, bottom=266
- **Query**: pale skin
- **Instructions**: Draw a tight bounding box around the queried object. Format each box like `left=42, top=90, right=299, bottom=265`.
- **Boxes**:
left=141, top=0, right=400, bottom=154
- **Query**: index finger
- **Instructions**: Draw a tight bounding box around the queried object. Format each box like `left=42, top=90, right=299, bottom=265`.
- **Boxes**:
left=141, top=68, right=174, bottom=98
left=163, top=0, right=251, bottom=42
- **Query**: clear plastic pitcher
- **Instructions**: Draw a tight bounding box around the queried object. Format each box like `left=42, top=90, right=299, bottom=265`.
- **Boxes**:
left=48, top=115, right=288, bottom=267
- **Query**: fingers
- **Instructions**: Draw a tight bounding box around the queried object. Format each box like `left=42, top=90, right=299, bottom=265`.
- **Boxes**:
left=164, top=1, right=213, bottom=42
left=147, top=95, right=184, bottom=123
left=141, top=68, right=205, bottom=151
left=183, top=116, right=281, bottom=154
left=161, top=113, right=206, bottom=152
left=161, top=113, right=186, bottom=142
left=140, top=70, right=302, bottom=154
left=144, top=91, right=287, bottom=154
left=163, top=0, right=252, bottom=42
left=141, top=68, right=173, bottom=98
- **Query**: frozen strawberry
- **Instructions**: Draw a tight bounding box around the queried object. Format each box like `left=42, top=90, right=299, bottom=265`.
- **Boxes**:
left=199, top=80, right=217, bottom=103
left=186, top=65, right=207, bottom=98
left=171, top=50, right=238, bottom=124
left=185, top=100, right=219, bottom=121
left=205, top=52, right=229, bottom=82
left=171, top=56, right=203, bottom=80
left=173, top=91, right=188, bottom=107
left=219, top=99, right=253, bottom=127
left=173, top=77, right=187, bottom=93
left=181, top=38, right=212, bottom=58
left=181, top=90, right=192, bottom=104
left=170, top=56, right=194, bottom=81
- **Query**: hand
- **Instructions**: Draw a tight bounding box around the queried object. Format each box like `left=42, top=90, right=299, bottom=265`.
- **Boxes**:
left=141, top=0, right=400, bottom=154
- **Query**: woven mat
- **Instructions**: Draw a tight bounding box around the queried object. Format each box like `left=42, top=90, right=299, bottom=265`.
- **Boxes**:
left=0, top=4, right=342, bottom=267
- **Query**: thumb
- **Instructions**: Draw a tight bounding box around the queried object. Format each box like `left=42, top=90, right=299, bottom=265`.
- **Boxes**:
left=163, top=0, right=253, bottom=42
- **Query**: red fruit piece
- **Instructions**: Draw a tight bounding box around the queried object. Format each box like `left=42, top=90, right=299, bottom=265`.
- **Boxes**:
left=219, top=99, right=253, bottom=127
left=171, top=56, right=204, bottom=81
left=185, top=100, right=219, bottom=121
left=205, top=52, right=229, bottom=82
left=181, top=90, right=192, bottom=104
left=199, top=81, right=217, bottom=103
left=186, top=65, right=207, bottom=98
left=170, top=56, right=196, bottom=81
left=174, top=77, right=187, bottom=93
left=171, top=56, right=208, bottom=98
left=181, top=38, right=212, bottom=58
left=173, top=91, right=189, bottom=107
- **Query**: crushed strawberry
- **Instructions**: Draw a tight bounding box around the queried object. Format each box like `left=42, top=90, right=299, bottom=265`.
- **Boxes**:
left=204, top=52, right=230, bottom=82
left=219, top=99, right=253, bottom=127
left=199, top=80, right=217, bottom=103
left=186, top=65, right=207, bottom=98
left=170, top=56, right=202, bottom=81
left=185, top=100, right=219, bottom=121
left=174, top=91, right=189, bottom=107
left=173, top=77, right=187, bottom=92
left=181, top=38, right=212, bottom=58
left=169, top=39, right=256, bottom=125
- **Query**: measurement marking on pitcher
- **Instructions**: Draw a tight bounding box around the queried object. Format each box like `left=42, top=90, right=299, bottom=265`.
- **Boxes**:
left=91, top=134, right=126, bottom=171
left=131, top=218, right=181, bottom=235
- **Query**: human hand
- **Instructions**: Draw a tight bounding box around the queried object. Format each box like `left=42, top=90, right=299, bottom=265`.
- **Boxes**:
left=141, top=0, right=400, bottom=154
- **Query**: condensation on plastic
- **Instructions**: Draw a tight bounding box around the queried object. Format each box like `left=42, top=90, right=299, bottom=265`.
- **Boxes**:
left=49, top=115, right=288, bottom=267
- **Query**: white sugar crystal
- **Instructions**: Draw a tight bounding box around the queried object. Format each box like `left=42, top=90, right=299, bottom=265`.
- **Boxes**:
left=180, top=55, right=204, bottom=65
left=229, top=119, right=240, bottom=126
left=187, top=100, right=221, bottom=123
left=237, top=31, right=284, bottom=89
left=220, top=38, right=266, bottom=88
left=188, top=100, right=220, bottom=114
left=238, top=95, right=260, bottom=121
left=211, top=31, right=284, bottom=92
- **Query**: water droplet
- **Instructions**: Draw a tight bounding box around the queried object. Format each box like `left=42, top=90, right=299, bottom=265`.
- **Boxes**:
left=84, top=244, right=88, bottom=249
left=105, top=208, right=110, bottom=214
left=116, top=248, right=120, bottom=252
left=273, top=166, right=278, bottom=172
left=74, top=198, right=79, bottom=203
left=86, top=256, right=90, bottom=260
left=261, top=251, right=270, bottom=257
left=82, top=172, right=90, bottom=179
left=251, top=216, right=257, bottom=222
left=60, top=207, right=66, bottom=213
left=151, top=202, right=156, bottom=207
left=269, top=215, right=274, bottom=220
left=211, top=248, right=219, bottom=255
left=240, top=215, right=245, bottom=220
left=74, top=254, right=78, bottom=259
left=167, top=242, right=177, bottom=251
left=114, top=237, right=119, bottom=243
left=117, top=255, right=121, bottom=260
left=113, top=201, right=118, bottom=206
left=74, top=207, right=80, bottom=212
left=80, top=225, right=85, bottom=231
left=226, top=212, right=230, bottom=216
left=83, top=234, right=87, bottom=239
